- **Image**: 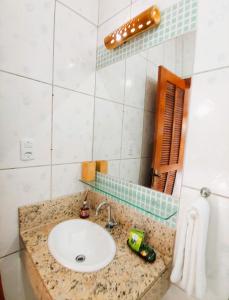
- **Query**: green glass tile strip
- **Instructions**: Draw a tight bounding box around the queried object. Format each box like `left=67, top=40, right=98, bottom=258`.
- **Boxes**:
left=80, top=172, right=178, bottom=227
left=96, top=0, right=198, bottom=70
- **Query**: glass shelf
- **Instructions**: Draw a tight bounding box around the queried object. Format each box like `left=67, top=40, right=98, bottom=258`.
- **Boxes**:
left=80, top=174, right=178, bottom=221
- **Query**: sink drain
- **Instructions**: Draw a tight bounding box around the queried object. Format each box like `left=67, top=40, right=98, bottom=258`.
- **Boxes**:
left=75, top=254, right=86, bottom=263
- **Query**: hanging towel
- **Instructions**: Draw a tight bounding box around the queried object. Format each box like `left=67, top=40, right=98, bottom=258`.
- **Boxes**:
left=170, top=197, right=210, bottom=299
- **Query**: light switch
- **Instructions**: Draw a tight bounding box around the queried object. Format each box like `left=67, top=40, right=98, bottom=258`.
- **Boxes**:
left=20, top=138, right=34, bottom=161
left=127, top=141, right=135, bottom=156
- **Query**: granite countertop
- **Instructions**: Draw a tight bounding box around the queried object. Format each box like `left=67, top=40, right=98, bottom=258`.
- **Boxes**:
left=20, top=210, right=171, bottom=300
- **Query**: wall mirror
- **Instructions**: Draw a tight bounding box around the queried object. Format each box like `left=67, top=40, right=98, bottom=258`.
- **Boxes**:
left=94, top=31, right=196, bottom=199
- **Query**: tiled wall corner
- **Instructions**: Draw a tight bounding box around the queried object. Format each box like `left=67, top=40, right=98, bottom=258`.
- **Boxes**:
left=0, top=0, right=98, bottom=260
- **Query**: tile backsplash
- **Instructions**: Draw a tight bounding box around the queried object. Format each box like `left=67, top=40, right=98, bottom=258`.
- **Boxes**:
left=93, top=172, right=178, bottom=228
left=96, top=0, right=198, bottom=70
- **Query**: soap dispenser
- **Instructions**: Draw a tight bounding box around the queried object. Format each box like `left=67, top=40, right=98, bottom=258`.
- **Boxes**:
left=80, top=190, right=90, bottom=219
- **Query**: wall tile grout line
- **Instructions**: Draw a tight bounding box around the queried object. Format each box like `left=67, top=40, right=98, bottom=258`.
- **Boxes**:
left=0, top=250, right=21, bottom=260
left=0, top=157, right=149, bottom=172
left=0, top=68, right=52, bottom=86
left=53, top=83, right=95, bottom=98
left=139, top=54, right=151, bottom=184
left=2, top=52, right=228, bottom=95
left=0, top=164, right=52, bottom=171
left=91, top=0, right=100, bottom=161
left=192, top=64, right=229, bottom=77
left=56, top=0, right=98, bottom=27
left=119, top=59, right=127, bottom=176
left=95, top=95, right=155, bottom=113
left=98, top=3, right=132, bottom=27
left=50, top=0, right=57, bottom=200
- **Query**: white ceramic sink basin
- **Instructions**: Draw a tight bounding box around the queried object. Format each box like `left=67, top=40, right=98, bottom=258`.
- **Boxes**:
left=48, top=219, right=116, bottom=272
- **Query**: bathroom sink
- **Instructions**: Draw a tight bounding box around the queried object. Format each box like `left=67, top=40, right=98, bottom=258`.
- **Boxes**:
left=48, top=219, right=116, bottom=272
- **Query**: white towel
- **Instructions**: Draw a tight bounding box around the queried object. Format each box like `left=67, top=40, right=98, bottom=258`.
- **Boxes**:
left=170, top=197, right=210, bottom=299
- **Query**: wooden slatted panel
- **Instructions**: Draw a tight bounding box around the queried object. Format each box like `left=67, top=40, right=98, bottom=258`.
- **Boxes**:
left=152, top=66, right=191, bottom=195
left=160, top=82, right=175, bottom=166
left=157, top=82, right=177, bottom=193
left=170, top=87, right=184, bottom=164
left=154, top=173, right=167, bottom=192
left=165, top=170, right=177, bottom=194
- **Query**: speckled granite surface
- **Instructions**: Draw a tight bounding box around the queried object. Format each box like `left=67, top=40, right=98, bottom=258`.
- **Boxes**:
left=87, top=191, right=175, bottom=258
left=19, top=193, right=83, bottom=231
left=19, top=191, right=175, bottom=300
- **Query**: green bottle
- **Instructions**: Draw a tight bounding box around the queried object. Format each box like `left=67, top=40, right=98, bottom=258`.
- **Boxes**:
left=138, top=242, right=156, bottom=262
left=127, top=228, right=156, bottom=263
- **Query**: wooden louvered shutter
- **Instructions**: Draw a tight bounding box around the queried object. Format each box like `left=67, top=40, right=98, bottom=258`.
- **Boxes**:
left=152, top=66, right=191, bottom=195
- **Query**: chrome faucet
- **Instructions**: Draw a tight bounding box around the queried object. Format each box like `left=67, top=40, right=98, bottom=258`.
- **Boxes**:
left=95, top=201, right=117, bottom=229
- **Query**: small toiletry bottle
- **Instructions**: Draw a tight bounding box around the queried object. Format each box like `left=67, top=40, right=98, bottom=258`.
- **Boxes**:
left=80, top=200, right=89, bottom=219
left=127, top=228, right=156, bottom=263
left=139, top=242, right=156, bottom=262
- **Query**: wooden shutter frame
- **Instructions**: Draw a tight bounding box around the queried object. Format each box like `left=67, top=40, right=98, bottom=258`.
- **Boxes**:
left=152, top=66, right=191, bottom=177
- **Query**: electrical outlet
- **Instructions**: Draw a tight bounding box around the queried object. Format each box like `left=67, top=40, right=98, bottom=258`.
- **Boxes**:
left=20, top=138, right=34, bottom=161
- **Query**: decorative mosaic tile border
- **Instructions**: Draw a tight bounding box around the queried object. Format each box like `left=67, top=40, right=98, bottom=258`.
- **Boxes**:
left=95, top=172, right=178, bottom=228
left=96, top=0, right=198, bottom=70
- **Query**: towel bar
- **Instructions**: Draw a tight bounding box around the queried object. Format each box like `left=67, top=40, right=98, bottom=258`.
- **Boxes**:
left=200, top=187, right=211, bottom=198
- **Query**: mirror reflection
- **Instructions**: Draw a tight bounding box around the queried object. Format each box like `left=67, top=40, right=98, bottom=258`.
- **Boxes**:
left=94, top=31, right=196, bottom=198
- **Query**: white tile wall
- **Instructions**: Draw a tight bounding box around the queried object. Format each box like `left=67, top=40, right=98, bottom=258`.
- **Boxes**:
left=59, top=0, right=98, bottom=24
left=54, top=2, right=97, bottom=95
left=121, top=106, right=144, bottom=158
left=147, top=43, right=164, bottom=66
left=131, top=0, right=178, bottom=17
left=174, top=1, right=229, bottom=299
left=95, top=60, right=125, bottom=103
left=163, top=39, right=177, bottom=74
left=0, top=0, right=99, bottom=264
left=147, top=35, right=194, bottom=78
left=93, top=98, right=123, bottom=160
left=0, top=0, right=54, bottom=83
left=194, top=0, right=229, bottom=73
left=98, top=0, right=131, bottom=25
left=52, top=163, right=84, bottom=198
left=0, top=72, right=52, bottom=169
left=0, top=252, right=36, bottom=300
left=183, top=68, right=229, bottom=198
left=125, top=55, right=147, bottom=109
left=145, top=63, right=158, bottom=112
left=141, top=111, right=155, bottom=158
left=182, top=31, right=196, bottom=77
left=52, top=87, right=94, bottom=164
left=120, top=158, right=141, bottom=184
left=0, top=166, right=50, bottom=257
left=108, top=160, right=120, bottom=177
